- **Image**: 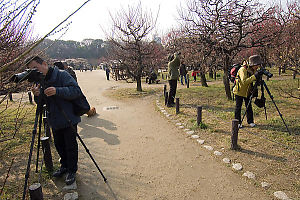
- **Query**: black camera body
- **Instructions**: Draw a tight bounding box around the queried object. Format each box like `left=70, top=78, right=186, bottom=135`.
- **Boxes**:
left=258, top=67, right=273, bottom=79
left=10, top=69, right=44, bottom=83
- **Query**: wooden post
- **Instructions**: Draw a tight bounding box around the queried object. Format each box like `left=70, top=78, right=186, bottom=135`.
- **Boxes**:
left=176, top=98, right=179, bottom=114
left=162, top=73, right=164, bottom=80
left=29, top=183, right=43, bottom=200
left=41, top=137, right=53, bottom=172
left=165, top=92, right=168, bottom=106
left=197, top=106, right=202, bottom=126
left=9, top=93, right=12, bottom=101
left=231, top=119, right=239, bottom=150
left=28, top=91, right=33, bottom=104
left=163, top=85, right=166, bottom=97
left=187, top=74, right=189, bottom=88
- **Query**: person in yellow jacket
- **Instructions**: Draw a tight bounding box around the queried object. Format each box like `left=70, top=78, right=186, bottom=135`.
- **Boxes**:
left=233, top=55, right=263, bottom=128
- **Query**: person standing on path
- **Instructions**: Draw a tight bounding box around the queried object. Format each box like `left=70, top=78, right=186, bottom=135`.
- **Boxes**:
left=105, top=65, right=110, bottom=81
left=179, top=62, right=188, bottom=85
left=167, top=52, right=181, bottom=107
left=28, top=56, right=80, bottom=185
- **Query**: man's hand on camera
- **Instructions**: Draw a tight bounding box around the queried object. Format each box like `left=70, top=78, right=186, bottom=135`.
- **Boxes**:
left=32, top=84, right=40, bottom=96
left=44, top=87, right=56, bottom=97
left=254, top=69, right=263, bottom=79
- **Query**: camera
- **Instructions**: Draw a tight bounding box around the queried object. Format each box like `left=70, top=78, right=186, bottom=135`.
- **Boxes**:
left=10, top=69, right=44, bottom=83
left=258, top=67, right=273, bottom=79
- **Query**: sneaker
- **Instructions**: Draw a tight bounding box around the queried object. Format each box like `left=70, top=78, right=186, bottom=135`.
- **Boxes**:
left=238, top=124, right=243, bottom=128
left=53, top=167, right=67, bottom=177
left=65, top=172, right=76, bottom=185
left=249, top=123, right=256, bottom=127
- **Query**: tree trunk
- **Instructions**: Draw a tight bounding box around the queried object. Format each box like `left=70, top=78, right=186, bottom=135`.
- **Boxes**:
left=136, top=76, right=142, bottom=91
left=223, top=56, right=232, bottom=100
left=200, top=72, right=208, bottom=87
left=209, top=69, right=213, bottom=79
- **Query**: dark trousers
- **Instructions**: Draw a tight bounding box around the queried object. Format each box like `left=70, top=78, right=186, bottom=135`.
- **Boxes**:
left=168, top=79, right=177, bottom=105
left=53, top=125, right=78, bottom=173
left=106, top=72, right=109, bottom=80
left=234, top=95, right=254, bottom=124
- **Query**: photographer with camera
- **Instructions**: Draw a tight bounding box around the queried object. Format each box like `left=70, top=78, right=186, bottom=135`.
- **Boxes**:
left=233, top=55, right=263, bottom=128
left=27, top=56, right=81, bottom=185
left=167, top=52, right=181, bottom=107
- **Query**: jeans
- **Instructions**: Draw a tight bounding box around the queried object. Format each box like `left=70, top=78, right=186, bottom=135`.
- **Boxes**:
left=180, top=74, right=187, bottom=85
left=53, top=125, right=78, bottom=173
left=234, top=95, right=254, bottom=124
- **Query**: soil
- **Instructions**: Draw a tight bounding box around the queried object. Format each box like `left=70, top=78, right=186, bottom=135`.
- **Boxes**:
left=71, top=70, right=273, bottom=200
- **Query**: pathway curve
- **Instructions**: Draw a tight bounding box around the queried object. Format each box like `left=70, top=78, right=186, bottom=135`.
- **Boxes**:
left=74, top=70, right=270, bottom=200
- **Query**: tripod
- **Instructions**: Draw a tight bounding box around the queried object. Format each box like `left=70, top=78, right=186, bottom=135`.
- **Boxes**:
left=241, top=77, right=291, bottom=134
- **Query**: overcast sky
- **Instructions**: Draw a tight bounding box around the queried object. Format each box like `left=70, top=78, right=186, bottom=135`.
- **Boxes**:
left=31, top=0, right=286, bottom=42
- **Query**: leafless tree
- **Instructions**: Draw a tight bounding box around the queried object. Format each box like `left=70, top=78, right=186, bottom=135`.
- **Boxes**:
left=179, top=0, right=279, bottom=99
left=107, top=2, right=162, bottom=91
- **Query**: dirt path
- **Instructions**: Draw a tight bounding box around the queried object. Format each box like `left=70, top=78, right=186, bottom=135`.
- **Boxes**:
left=75, top=70, right=270, bottom=200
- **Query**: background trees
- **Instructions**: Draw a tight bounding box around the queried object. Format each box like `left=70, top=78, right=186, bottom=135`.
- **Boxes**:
left=107, top=2, right=165, bottom=91
left=178, top=0, right=281, bottom=99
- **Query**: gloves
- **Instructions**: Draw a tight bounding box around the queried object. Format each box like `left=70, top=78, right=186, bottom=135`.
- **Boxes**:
left=254, top=69, right=263, bottom=79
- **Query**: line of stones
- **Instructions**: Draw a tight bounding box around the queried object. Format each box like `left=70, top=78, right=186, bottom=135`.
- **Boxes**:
left=155, top=98, right=292, bottom=200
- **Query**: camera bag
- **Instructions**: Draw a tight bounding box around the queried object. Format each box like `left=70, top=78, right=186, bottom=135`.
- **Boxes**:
left=72, top=92, right=91, bottom=116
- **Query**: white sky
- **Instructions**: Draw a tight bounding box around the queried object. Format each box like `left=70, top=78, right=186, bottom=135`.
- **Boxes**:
left=31, top=0, right=285, bottom=42
left=31, top=0, right=184, bottom=41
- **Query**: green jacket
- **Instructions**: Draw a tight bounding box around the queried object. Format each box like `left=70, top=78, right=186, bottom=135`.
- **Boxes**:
left=167, top=53, right=180, bottom=80
left=233, top=66, right=257, bottom=98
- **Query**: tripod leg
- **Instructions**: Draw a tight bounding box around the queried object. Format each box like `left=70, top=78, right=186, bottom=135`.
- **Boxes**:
left=22, top=104, right=41, bottom=200
left=263, top=81, right=291, bottom=134
left=35, top=109, right=43, bottom=173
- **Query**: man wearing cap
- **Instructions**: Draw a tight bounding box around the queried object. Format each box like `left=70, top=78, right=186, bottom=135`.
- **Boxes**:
left=233, top=55, right=263, bottom=128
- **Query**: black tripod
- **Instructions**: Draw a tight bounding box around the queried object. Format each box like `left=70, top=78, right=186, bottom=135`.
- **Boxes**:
left=241, top=77, right=291, bottom=134
left=22, top=85, right=107, bottom=200
left=22, top=90, right=46, bottom=200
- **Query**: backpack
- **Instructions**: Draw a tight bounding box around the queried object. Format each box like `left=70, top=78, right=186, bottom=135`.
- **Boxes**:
left=71, top=91, right=91, bottom=116
left=228, top=64, right=242, bottom=83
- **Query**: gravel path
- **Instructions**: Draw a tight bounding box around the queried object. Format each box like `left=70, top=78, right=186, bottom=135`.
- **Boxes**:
left=73, top=70, right=271, bottom=200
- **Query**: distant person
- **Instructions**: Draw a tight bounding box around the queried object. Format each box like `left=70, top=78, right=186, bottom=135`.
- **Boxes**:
left=105, top=66, right=110, bottom=80
left=167, top=52, right=180, bottom=107
left=233, top=55, right=263, bottom=128
left=54, top=61, right=96, bottom=117
left=147, top=68, right=158, bottom=84
left=192, top=69, right=197, bottom=82
left=179, top=62, right=188, bottom=85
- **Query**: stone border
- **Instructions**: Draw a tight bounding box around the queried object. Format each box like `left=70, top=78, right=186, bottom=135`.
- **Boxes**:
left=155, top=97, right=293, bottom=200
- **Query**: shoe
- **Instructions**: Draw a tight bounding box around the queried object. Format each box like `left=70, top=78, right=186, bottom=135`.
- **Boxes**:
left=238, top=124, right=243, bottom=128
left=249, top=123, right=256, bottom=127
left=53, top=167, right=67, bottom=177
left=65, top=172, right=76, bottom=185
left=87, top=107, right=96, bottom=117
left=166, top=104, right=174, bottom=107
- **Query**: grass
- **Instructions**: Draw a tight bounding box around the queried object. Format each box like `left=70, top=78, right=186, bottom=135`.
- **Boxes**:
left=109, top=71, right=300, bottom=199
left=0, top=101, right=62, bottom=199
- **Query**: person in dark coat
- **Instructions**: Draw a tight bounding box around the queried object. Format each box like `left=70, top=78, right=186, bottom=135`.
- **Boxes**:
left=28, top=56, right=81, bottom=185
left=179, top=62, right=188, bottom=85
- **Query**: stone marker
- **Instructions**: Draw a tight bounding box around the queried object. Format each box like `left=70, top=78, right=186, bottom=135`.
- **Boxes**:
left=64, top=192, right=79, bottom=200
left=203, top=145, right=213, bottom=151
left=214, top=151, right=222, bottom=156
left=242, top=171, right=255, bottom=179
left=232, top=163, right=243, bottom=171
left=273, top=191, right=290, bottom=200
left=197, top=139, right=205, bottom=144
left=223, top=158, right=231, bottom=164
left=261, top=182, right=271, bottom=189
